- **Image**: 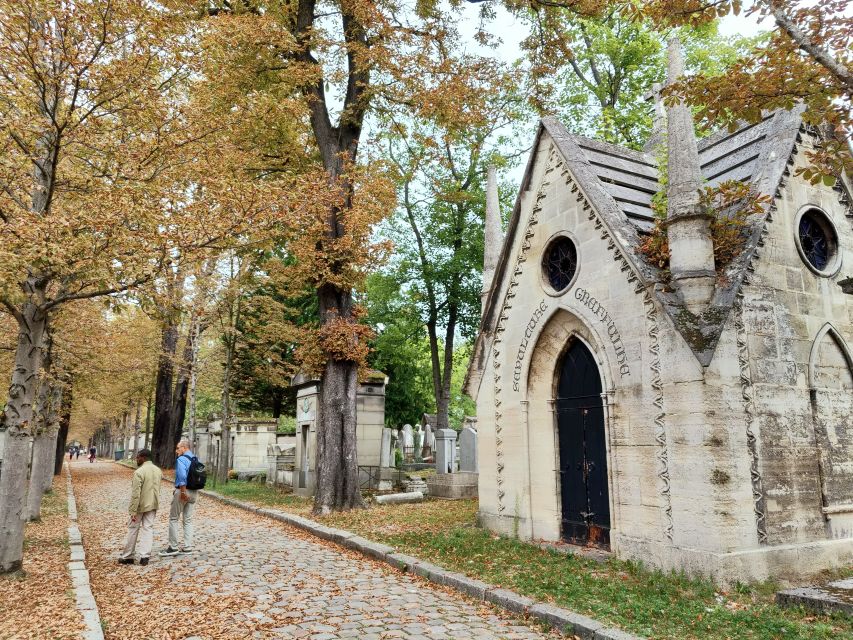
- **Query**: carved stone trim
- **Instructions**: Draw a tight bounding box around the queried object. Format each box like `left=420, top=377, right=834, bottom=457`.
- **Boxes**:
left=491, top=145, right=560, bottom=513
left=644, top=292, right=673, bottom=541
left=735, top=295, right=769, bottom=544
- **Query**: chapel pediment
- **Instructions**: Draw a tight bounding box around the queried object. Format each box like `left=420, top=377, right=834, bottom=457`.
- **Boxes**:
left=467, top=105, right=852, bottom=396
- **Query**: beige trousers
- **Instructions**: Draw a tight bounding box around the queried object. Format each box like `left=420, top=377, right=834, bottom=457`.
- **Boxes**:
left=167, top=488, right=198, bottom=549
left=120, top=510, right=156, bottom=559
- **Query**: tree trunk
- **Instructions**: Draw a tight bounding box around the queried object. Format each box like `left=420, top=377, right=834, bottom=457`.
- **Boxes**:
left=152, top=323, right=179, bottom=467
left=41, top=383, right=62, bottom=491
left=313, top=284, right=362, bottom=515
left=188, top=329, right=200, bottom=447
left=144, top=392, right=152, bottom=450
left=272, top=389, right=283, bottom=419
left=218, top=330, right=235, bottom=485
left=0, top=300, right=48, bottom=573
left=170, top=318, right=200, bottom=455
left=38, top=375, right=62, bottom=497
left=133, top=400, right=141, bottom=454
left=53, top=377, right=72, bottom=476
left=26, top=326, right=55, bottom=522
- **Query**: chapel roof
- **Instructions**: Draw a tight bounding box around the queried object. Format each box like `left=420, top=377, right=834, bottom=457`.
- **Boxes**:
left=464, top=107, right=852, bottom=397
left=564, top=110, right=801, bottom=235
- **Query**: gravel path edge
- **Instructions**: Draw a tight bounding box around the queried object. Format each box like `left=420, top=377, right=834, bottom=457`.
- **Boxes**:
left=65, top=463, right=105, bottom=640
left=199, top=486, right=645, bottom=640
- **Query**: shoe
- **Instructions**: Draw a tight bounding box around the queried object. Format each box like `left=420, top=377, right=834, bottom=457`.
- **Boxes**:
left=118, top=557, right=134, bottom=565
left=139, top=557, right=149, bottom=566
left=158, top=547, right=180, bottom=556
left=179, top=548, right=194, bottom=554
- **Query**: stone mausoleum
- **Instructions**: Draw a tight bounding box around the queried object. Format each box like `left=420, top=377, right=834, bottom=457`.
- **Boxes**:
left=465, top=40, right=853, bottom=582
left=290, top=370, right=389, bottom=496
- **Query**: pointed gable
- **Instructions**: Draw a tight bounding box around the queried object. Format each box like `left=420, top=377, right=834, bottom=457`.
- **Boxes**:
left=465, top=108, right=830, bottom=397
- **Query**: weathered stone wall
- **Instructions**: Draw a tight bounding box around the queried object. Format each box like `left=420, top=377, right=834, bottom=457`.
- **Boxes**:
left=476, top=134, right=758, bottom=561
left=744, top=139, right=853, bottom=545
left=476, top=129, right=853, bottom=582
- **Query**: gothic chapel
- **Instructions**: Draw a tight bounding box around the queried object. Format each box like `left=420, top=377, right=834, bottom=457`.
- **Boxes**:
left=465, top=39, right=853, bottom=582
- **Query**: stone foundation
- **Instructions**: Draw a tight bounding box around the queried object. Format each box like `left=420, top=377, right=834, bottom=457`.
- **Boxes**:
left=427, top=472, right=478, bottom=499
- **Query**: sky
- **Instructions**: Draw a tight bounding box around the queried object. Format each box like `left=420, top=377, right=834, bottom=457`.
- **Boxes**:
left=454, top=2, right=768, bottom=64
left=447, top=3, right=771, bottom=185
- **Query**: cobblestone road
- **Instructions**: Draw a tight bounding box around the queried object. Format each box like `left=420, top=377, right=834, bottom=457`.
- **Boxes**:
left=72, top=461, right=555, bottom=640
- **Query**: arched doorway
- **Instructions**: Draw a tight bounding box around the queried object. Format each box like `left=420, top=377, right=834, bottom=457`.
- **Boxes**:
left=556, top=339, right=610, bottom=548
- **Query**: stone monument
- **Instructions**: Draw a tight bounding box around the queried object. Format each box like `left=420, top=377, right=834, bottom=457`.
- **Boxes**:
left=459, top=421, right=478, bottom=473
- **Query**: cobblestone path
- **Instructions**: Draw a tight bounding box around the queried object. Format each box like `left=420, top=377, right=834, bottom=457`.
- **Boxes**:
left=72, top=461, right=555, bottom=640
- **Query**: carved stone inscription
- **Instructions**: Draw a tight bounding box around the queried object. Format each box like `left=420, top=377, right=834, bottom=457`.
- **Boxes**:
left=513, top=300, right=548, bottom=391
left=574, top=288, right=630, bottom=377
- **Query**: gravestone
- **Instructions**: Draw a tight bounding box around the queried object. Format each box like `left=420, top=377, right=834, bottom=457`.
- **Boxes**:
left=459, top=424, right=478, bottom=473
left=379, top=427, right=392, bottom=468
left=422, top=425, right=435, bottom=459
left=434, top=429, right=457, bottom=475
left=413, top=428, right=423, bottom=463
left=401, top=424, right=414, bottom=449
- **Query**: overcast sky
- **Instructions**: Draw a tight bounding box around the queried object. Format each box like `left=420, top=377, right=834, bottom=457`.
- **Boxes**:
left=444, top=4, right=771, bottom=184
left=454, top=3, right=768, bottom=64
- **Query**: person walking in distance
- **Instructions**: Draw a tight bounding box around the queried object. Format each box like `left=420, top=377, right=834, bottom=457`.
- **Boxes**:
left=160, top=439, right=204, bottom=556
left=118, top=449, right=162, bottom=566
left=88, top=445, right=96, bottom=463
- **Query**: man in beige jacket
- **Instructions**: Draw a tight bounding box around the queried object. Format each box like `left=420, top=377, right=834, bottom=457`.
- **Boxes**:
left=119, top=449, right=162, bottom=566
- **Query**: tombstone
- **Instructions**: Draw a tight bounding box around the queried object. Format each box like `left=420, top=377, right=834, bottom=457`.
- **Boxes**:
left=422, top=425, right=435, bottom=459
left=413, top=428, right=423, bottom=463
left=380, top=427, right=392, bottom=468
left=434, top=429, right=457, bottom=475
left=459, top=424, right=478, bottom=473
left=401, top=424, right=414, bottom=461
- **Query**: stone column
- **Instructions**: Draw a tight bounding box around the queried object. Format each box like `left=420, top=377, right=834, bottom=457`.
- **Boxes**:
left=435, top=429, right=457, bottom=475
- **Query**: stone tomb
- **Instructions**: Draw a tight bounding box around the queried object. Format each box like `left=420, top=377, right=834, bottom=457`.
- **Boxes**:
left=465, top=41, right=853, bottom=582
left=195, top=418, right=278, bottom=477
left=290, top=370, right=391, bottom=496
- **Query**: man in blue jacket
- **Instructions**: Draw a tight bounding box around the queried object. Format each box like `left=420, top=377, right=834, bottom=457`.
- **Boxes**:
left=159, top=439, right=198, bottom=556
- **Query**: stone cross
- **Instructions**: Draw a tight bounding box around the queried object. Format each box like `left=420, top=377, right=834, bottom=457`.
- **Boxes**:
left=459, top=424, right=478, bottom=473
left=434, top=429, right=457, bottom=475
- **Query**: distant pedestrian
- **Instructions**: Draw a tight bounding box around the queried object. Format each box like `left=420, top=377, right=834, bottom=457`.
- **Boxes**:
left=75, top=447, right=81, bottom=460
left=118, top=449, right=162, bottom=566
left=160, top=439, right=201, bottom=556
left=89, top=446, right=96, bottom=463
left=69, top=447, right=74, bottom=461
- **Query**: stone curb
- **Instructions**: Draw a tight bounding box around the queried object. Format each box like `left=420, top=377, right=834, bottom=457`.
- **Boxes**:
left=66, top=464, right=105, bottom=640
left=199, top=488, right=646, bottom=640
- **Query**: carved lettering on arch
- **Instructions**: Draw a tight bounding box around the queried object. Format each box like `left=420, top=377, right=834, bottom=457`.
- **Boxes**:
left=573, top=288, right=630, bottom=377
left=512, top=300, right=548, bottom=392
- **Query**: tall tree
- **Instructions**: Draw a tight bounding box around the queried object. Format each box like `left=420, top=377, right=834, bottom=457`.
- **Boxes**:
left=0, top=1, right=182, bottom=573
left=379, top=53, right=526, bottom=431
left=282, top=0, right=503, bottom=514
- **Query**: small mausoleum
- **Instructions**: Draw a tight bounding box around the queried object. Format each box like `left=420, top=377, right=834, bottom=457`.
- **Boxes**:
left=290, top=370, right=389, bottom=496
left=465, top=40, right=853, bottom=582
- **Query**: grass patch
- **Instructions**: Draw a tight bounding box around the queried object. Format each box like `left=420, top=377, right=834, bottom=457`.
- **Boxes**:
left=209, top=479, right=313, bottom=512
left=215, top=485, right=852, bottom=640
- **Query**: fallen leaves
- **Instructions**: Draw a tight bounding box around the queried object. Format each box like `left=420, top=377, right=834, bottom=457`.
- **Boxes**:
left=0, top=481, right=84, bottom=640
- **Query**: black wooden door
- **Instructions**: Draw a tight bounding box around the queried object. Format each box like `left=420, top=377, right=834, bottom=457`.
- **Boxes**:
left=556, top=340, right=610, bottom=548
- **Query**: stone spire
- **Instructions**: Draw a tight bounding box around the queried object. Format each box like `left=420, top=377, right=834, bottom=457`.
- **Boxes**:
left=665, top=37, right=716, bottom=314
left=643, top=82, right=666, bottom=153
left=482, top=165, right=503, bottom=313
